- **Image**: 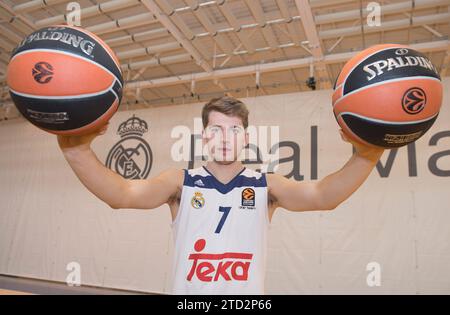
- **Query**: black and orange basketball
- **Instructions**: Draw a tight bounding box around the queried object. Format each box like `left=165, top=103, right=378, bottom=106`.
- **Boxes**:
left=332, top=44, right=442, bottom=148
left=6, top=25, right=123, bottom=136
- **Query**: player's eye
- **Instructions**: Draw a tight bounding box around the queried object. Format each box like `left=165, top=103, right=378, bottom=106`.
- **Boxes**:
left=231, top=126, right=243, bottom=134
left=207, top=126, right=221, bottom=135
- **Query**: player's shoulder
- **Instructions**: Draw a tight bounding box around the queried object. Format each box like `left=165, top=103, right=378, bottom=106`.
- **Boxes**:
left=236, top=168, right=266, bottom=187
left=241, top=167, right=265, bottom=179
left=239, top=168, right=267, bottom=189
left=158, top=167, right=184, bottom=187
left=265, top=172, right=287, bottom=189
left=185, top=166, right=209, bottom=177
left=182, top=167, right=209, bottom=188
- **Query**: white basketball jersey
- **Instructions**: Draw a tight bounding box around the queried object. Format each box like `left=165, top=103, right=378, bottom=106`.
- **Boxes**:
left=170, top=166, right=269, bottom=295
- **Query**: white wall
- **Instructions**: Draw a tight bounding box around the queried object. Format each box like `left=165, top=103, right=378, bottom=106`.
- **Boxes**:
left=0, top=78, right=449, bottom=294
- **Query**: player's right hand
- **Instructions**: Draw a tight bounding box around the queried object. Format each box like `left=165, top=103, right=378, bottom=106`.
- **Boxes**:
left=57, top=122, right=109, bottom=152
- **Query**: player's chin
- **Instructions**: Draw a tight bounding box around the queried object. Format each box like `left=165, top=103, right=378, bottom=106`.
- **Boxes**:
left=213, top=154, right=238, bottom=165
left=214, top=160, right=237, bottom=165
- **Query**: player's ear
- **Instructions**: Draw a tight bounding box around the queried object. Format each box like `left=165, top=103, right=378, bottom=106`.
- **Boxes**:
left=202, top=128, right=207, bottom=146
left=244, top=130, right=249, bottom=147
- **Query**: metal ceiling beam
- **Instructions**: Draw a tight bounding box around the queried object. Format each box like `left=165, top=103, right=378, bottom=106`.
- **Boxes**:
left=0, top=2, right=36, bottom=33
left=34, top=0, right=140, bottom=28
left=13, top=0, right=67, bottom=13
left=213, top=42, right=299, bottom=58
left=0, top=51, right=9, bottom=64
left=86, top=12, right=158, bottom=35
left=154, top=0, right=213, bottom=65
left=154, top=0, right=232, bottom=94
left=309, top=0, right=356, bottom=7
left=275, top=0, right=303, bottom=44
left=184, top=0, right=240, bottom=60
left=320, top=13, right=450, bottom=39
left=395, top=3, right=447, bottom=38
left=160, top=0, right=368, bottom=14
left=104, top=28, right=170, bottom=47
left=216, top=1, right=256, bottom=54
left=0, top=9, right=34, bottom=35
left=294, top=0, right=332, bottom=89
left=441, top=45, right=450, bottom=77
left=154, top=0, right=197, bottom=40
left=139, top=0, right=230, bottom=93
left=0, top=24, right=24, bottom=44
left=0, top=38, right=15, bottom=52
left=125, top=40, right=450, bottom=91
left=115, top=42, right=182, bottom=60
left=276, top=0, right=303, bottom=91
left=121, top=53, right=192, bottom=71
left=140, top=0, right=212, bottom=72
left=315, top=0, right=450, bottom=24
left=244, top=0, right=278, bottom=49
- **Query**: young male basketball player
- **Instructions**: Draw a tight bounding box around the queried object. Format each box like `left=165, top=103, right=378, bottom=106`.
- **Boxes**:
left=57, top=96, right=384, bottom=294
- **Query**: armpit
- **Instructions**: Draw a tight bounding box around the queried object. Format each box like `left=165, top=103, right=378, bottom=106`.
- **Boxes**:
left=268, top=192, right=278, bottom=208
left=168, top=188, right=182, bottom=206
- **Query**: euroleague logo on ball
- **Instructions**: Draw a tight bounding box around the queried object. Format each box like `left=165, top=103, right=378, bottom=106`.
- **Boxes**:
left=32, top=61, right=54, bottom=84
left=402, top=87, right=427, bottom=115
left=395, top=48, right=409, bottom=56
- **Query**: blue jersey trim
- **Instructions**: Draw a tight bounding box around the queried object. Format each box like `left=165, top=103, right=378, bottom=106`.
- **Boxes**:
left=183, top=167, right=267, bottom=194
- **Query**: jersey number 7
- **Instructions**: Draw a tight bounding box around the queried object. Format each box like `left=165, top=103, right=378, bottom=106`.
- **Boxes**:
left=215, top=206, right=231, bottom=234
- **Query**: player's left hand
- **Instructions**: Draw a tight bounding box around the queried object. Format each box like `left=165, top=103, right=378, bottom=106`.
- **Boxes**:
left=339, top=129, right=384, bottom=163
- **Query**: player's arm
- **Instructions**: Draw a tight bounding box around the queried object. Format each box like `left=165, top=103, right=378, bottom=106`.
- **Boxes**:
left=268, top=130, right=384, bottom=211
left=57, top=124, right=182, bottom=210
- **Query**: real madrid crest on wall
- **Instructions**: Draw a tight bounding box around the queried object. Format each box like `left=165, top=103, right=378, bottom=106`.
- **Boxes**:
left=105, top=115, right=153, bottom=179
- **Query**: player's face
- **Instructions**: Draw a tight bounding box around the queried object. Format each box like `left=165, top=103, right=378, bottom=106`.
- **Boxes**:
left=203, top=111, right=248, bottom=165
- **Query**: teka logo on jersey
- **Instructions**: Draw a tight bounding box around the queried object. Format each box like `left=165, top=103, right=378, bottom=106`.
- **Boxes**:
left=186, top=239, right=253, bottom=282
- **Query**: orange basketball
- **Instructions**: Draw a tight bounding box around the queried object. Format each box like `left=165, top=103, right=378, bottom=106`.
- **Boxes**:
left=6, top=25, right=123, bottom=136
left=332, top=44, right=442, bottom=148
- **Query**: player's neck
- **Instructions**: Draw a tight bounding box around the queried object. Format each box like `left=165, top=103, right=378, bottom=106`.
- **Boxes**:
left=204, top=161, right=245, bottom=185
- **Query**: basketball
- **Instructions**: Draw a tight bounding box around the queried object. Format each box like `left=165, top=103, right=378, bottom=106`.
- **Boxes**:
left=332, top=44, right=443, bottom=148
left=6, top=25, right=123, bottom=136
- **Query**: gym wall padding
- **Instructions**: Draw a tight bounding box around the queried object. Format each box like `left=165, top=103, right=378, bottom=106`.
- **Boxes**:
left=0, top=78, right=449, bottom=294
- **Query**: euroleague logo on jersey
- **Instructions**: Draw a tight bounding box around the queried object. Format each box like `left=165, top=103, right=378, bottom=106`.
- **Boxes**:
left=187, top=239, right=253, bottom=283
left=240, top=188, right=256, bottom=210
left=241, top=188, right=255, bottom=206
